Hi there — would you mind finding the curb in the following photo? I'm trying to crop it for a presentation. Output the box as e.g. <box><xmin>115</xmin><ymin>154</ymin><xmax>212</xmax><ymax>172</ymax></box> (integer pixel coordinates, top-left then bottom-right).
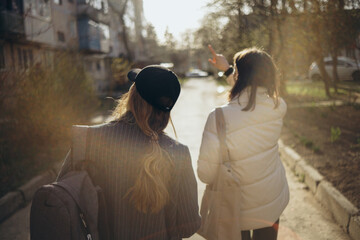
<box><xmin>0</xmin><ymin>162</ymin><xmax>62</xmax><ymax>223</ymax></box>
<box><xmin>279</xmin><ymin>140</ymin><xmax>360</xmax><ymax>240</ymax></box>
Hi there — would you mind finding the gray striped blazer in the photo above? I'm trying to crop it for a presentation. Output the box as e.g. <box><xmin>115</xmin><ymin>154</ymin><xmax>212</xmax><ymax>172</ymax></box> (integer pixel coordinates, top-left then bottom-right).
<box><xmin>58</xmin><ymin>118</ymin><xmax>201</xmax><ymax>240</ymax></box>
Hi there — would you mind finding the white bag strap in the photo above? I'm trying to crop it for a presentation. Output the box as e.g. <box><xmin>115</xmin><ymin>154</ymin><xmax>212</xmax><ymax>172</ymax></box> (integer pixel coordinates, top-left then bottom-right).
<box><xmin>215</xmin><ymin>108</ymin><xmax>230</xmax><ymax>163</ymax></box>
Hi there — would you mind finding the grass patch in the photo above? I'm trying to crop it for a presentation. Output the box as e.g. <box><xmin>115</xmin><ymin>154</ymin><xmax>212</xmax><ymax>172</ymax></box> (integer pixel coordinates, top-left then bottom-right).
<box><xmin>291</xmin><ymin>130</ymin><xmax>321</xmax><ymax>154</ymax></box>
<box><xmin>286</xmin><ymin>81</ymin><xmax>356</xmax><ymax>100</ymax></box>
<box><xmin>320</xmin><ymin>112</ymin><xmax>328</xmax><ymax>118</ymax></box>
<box><xmin>351</xmin><ymin>103</ymin><xmax>360</xmax><ymax>110</ymax></box>
<box><xmin>286</xmin><ymin>82</ymin><xmax>336</xmax><ymax>99</ymax></box>
<box><xmin>330</xmin><ymin>126</ymin><xmax>341</xmax><ymax>143</ymax></box>
<box><xmin>297</xmin><ymin>173</ymin><xmax>305</xmax><ymax>183</ymax></box>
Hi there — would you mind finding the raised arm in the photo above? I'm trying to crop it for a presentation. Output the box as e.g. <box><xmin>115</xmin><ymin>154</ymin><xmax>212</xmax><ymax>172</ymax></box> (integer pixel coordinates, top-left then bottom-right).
<box><xmin>208</xmin><ymin>45</ymin><xmax>235</xmax><ymax>86</ymax></box>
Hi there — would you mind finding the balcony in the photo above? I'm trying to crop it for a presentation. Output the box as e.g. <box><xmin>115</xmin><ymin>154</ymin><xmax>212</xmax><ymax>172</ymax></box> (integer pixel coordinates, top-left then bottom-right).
<box><xmin>78</xmin><ymin>18</ymin><xmax>110</xmax><ymax>53</ymax></box>
<box><xmin>0</xmin><ymin>10</ymin><xmax>25</xmax><ymax>38</ymax></box>
<box><xmin>77</xmin><ymin>0</ymin><xmax>110</xmax><ymax>24</ymax></box>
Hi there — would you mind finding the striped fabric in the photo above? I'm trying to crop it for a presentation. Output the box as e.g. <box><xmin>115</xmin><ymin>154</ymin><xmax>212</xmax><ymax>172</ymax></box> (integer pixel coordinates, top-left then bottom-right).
<box><xmin>59</xmin><ymin>119</ymin><xmax>201</xmax><ymax>240</ymax></box>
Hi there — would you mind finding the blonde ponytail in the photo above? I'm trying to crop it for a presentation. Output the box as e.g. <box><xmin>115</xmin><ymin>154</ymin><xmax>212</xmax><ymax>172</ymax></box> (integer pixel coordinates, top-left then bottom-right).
<box><xmin>127</xmin><ymin>136</ymin><xmax>173</xmax><ymax>213</ymax></box>
<box><xmin>113</xmin><ymin>84</ymin><xmax>174</xmax><ymax>213</ymax></box>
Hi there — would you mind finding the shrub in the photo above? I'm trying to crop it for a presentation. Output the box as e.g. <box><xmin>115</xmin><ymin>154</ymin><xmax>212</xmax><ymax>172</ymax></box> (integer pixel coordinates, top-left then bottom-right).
<box><xmin>330</xmin><ymin>126</ymin><xmax>341</xmax><ymax>143</ymax></box>
<box><xmin>0</xmin><ymin>52</ymin><xmax>99</xmax><ymax>196</ymax></box>
<box><xmin>111</xmin><ymin>57</ymin><xmax>132</xmax><ymax>90</ymax></box>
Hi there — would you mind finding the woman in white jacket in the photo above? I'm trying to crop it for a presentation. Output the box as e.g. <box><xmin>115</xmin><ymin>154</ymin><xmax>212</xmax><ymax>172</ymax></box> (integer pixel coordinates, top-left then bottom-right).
<box><xmin>198</xmin><ymin>45</ymin><xmax>289</xmax><ymax>240</ymax></box>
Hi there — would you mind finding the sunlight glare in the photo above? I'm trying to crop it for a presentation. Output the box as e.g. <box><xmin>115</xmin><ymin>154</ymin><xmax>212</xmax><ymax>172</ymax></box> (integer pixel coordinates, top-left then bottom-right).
<box><xmin>143</xmin><ymin>0</ymin><xmax>209</xmax><ymax>43</ymax></box>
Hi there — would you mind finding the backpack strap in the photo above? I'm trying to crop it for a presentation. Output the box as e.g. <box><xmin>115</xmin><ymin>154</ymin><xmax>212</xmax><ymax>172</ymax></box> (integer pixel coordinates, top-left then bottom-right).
<box><xmin>71</xmin><ymin>125</ymin><xmax>89</xmax><ymax>167</ymax></box>
<box><xmin>57</xmin><ymin>126</ymin><xmax>95</xmax><ymax>240</ymax></box>
<box><xmin>53</xmin><ymin>180</ymin><xmax>93</xmax><ymax>240</ymax></box>
<box><xmin>56</xmin><ymin>126</ymin><xmax>89</xmax><ymax>185</ymax></box>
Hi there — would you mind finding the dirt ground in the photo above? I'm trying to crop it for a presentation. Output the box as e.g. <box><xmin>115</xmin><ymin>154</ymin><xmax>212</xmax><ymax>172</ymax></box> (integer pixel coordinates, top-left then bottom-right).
<box><xmin>281</xmin><ymin>95</ymin><xmax>360</xmax><ymax>209</ymax></box>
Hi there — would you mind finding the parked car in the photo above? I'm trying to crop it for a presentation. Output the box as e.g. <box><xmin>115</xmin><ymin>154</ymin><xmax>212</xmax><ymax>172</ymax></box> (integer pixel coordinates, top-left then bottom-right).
<box><xmin>308</xmin><ymin>56</ymin><xmax>360</xmax><ymax>81</ymax></box>
<box><xmin>185</xmin><ymin>69</ymin><xmax>209</xmax><ymax>78</ymax></box>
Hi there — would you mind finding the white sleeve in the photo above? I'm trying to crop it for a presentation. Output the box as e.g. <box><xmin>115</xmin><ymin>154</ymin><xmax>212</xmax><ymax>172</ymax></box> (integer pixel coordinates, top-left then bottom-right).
<box><xmin>197</xmin><ymin>110</ymin><xmax>221</xmax><ymax>184</ymax></box>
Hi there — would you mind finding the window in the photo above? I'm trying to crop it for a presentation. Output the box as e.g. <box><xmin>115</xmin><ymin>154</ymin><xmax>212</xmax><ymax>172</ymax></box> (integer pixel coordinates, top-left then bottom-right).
<box><xmin>0</xmin><ymin>45</ymin><xmax>5</xmax><ymax>70</ymax></box>
<box><xmin>99</xmin><ymin>23</ymin><xmax>109</xmax><ymax>40</ymax></box>
<box><xmin>28</xmin><ymin>50</ymin><xmax>34</xmax><ymax>66</ymax></box>
<box><xmin>69</xmin><ymin>21</ymin><xmax>76</xmax><ymax>38</ymax></box>
<box><xmin>87</xmin><ymin>62</ymin><xmax>92</xmax><ymax>71</ymax></box>
<box><xmin>346</xmin><ymin>62</ymin><xmax>353</xmax><ymax>68</ymax></box>
<box><xmin>325</xmin><ymin>61</ymin><xmax>333</xmax><ymax>66</ymax></box>
<box><xmin>26</xmin><ymin>0</ymin><xmax>50</xmax><ymax>18</ymax></box>
<box><xmin>96</xmin><ymin>61</ymin><xmax>101</xmax><ymax>71</ymax></box>
<box><xmin>37</xmin><ymin>0</ymin><xmax>50</xmax><ymax>17</ymax></box>
<box><xmin>337</xmin><ymin>60</ymin><xmax>346</xmax><ymax>66</ymax></box>
<box><xmin>23</xmin><ymin>49</ymin><xmax>28</xmax><ymax>69</ymax></box>
<box><xmin>57</xmin><ymin>31</ymin><xmax>65</xmax><ymax>42</ymax></box>
<box><xmin>68</xmin><ymin>0</ymin><xmax>73</xmax><ymax>3</ymax></box>
<box><xmin>43</xmin><ymin>51</ymin><xmax>52</xmax><ymax>68</ymax></box>
<box><xmin>17</xmin><ymin>48</ymin><xmax>22</xmax><ymax>69</ymax></box>
<box><xmin>16</xmin><ymin>48</ymin><xmax>34</xmax><ymax>69</ymax></box>
<box><xmin>54</xmin><ymin>0</ymin><xmax>62</xmax><ymax>5</ymax></box>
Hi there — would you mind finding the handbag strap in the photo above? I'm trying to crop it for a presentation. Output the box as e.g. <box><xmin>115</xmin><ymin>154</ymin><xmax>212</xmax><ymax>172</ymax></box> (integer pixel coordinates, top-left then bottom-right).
<box><xmin>215</xmin><ymin>108</ymin><xmax>230</xmax><ymax>163</ymax></box>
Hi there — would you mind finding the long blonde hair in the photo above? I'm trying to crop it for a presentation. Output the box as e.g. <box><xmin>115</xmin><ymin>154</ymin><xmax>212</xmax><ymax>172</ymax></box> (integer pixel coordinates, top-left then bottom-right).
<box><xmin>112</xmin><ymin>84</ymin><xmax>174</xmax><ymax>214</ymax></box>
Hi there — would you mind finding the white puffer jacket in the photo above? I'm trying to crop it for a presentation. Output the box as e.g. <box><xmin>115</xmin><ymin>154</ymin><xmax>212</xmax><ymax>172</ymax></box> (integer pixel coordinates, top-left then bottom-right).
<box><xmin>197</xmin><ymin>87</ymin><xmax>289</xmax><ymax>230</ymax></box>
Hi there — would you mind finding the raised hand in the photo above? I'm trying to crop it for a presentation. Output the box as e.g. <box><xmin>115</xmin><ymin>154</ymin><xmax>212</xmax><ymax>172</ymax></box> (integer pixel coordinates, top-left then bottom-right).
<box><xmin>208</xmin><ymin>45</ymin><xmax>231</xmax><ymax>72</ymax></box>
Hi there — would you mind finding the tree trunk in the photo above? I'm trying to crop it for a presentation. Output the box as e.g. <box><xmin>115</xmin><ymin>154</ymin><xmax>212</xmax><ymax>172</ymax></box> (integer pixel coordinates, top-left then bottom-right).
<box><xmin>268</xmin><ymin>0</ymin><xmax>277</xmax><ymax>55</ymax></box>
<box><xmin>331</xmin><ymin>51</ymin><xmax>340</xmax><ymax>89</ymax></box>
<box><xmin>316</xmin><ymin>57</ymin><xmax>332</xmax><ymax>97</ymax></box>
<box><xmin>119</xmin><ymin>16</ymin><xmax>133</xmax><ymax>62</ymax></box>
<box><xmin>309</xmin><ymin>0</ymin><xmax>332</xmax><ymax>98</ymax></box>
<box><xmin>109</xmin><ymin>0</ymin><xmax>132</xmax><ymax>61</ymax></box>
<box><xmin>303</xmin><ymin>0</ymin><xmax>308</xmax><ymax>11</ymax></box>
<box><xmin>288</xmin><ymin>0</ymin><xmax>297</xmax><ymax>13</ymax></box>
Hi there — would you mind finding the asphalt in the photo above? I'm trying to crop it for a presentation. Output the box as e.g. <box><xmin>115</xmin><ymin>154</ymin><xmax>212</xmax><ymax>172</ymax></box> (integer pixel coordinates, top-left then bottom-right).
<box><xmin>0</xmin><ymin>77</ymin><xmax>356</xmax><ymax>240</ymax></box>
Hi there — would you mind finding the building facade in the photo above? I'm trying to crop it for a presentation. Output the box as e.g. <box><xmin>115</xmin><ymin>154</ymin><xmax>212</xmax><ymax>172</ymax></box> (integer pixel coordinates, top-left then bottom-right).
<box><xmin>0</xmin><ymin>0</ymin><xmax>146</xmax><ymax>95</ymax></box>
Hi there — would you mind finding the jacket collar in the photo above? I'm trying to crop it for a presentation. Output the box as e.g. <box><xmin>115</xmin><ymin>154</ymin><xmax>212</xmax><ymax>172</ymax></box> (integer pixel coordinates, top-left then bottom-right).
<box><xmin>229</xmin><ymin>86</ymin><xmax>269</xmax><ymax>105</ymax></box>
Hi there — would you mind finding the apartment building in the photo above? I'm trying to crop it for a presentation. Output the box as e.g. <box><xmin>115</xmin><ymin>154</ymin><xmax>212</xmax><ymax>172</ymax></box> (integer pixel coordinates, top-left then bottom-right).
<box><xmin>77</xmin><ymin>0</ymin><xmax>111</xmax><ymax>93</ymax></box>
<box><xmin>0</xmin><ymin>0</ymin><xmax>146</xmax><ymax>95</ymax></box>
<box><xmin>52</xmin><ymin>0</ymin><xmax>78</xmax><ymax>50</ymax></box>
<box><xmin>0</xmin><ymin>0</ymin><xmax>52</xmax><ymax>72</ymax></box>
<box><xmin>0</xmin><ymin>0</ymin><xmax>24</xmax><ymax>71</ymax></box>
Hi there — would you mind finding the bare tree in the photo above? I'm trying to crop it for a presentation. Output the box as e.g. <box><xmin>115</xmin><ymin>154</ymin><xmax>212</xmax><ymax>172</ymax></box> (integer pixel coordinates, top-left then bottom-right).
<box><xmin>304</xmin><ymin>0</ymin><xmax>332</xmax><ymax>97</ymax></box>
<box><xmin>108</xmin><ymin>0</ymin><xmax>133</xmax><ymax>61</ymax></box>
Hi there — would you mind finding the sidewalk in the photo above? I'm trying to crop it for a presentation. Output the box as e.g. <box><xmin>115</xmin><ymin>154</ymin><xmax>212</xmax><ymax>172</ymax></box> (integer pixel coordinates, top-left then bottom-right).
<box><xmin>0</xmin><ymin>77</ymin><xmax>355</xmax><ymax>239</ymax></box>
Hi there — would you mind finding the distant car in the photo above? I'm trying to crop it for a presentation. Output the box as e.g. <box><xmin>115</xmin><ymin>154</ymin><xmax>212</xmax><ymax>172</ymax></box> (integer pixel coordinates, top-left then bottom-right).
<box><xmin>159</xmin><ymin>62</ymin><xmax>174</xmax><ymax>68</ymax></box>
<box><xmin>308</xmin><ymin>56</ymin><xmax>360</xmax><ymax>81</ymax></box>
<box><xmin>185</xmin><ymin>69</ymin><xmax>209</xmax><ymax>78</ymax></box>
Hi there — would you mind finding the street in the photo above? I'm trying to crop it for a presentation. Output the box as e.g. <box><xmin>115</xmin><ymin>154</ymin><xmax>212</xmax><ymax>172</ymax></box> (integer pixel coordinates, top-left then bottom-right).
<box><xmin>0</xmin><ymin>77</ymin><xmax>351</xmax><ymax>240</ymax></box>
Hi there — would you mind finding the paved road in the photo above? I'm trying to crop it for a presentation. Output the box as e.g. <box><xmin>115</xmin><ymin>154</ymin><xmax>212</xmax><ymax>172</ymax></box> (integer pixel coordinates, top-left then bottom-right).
<box><xmin>0</xmin><ymin>77</ymin><xmax>350</xmax><ymax>240</ymax></box>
